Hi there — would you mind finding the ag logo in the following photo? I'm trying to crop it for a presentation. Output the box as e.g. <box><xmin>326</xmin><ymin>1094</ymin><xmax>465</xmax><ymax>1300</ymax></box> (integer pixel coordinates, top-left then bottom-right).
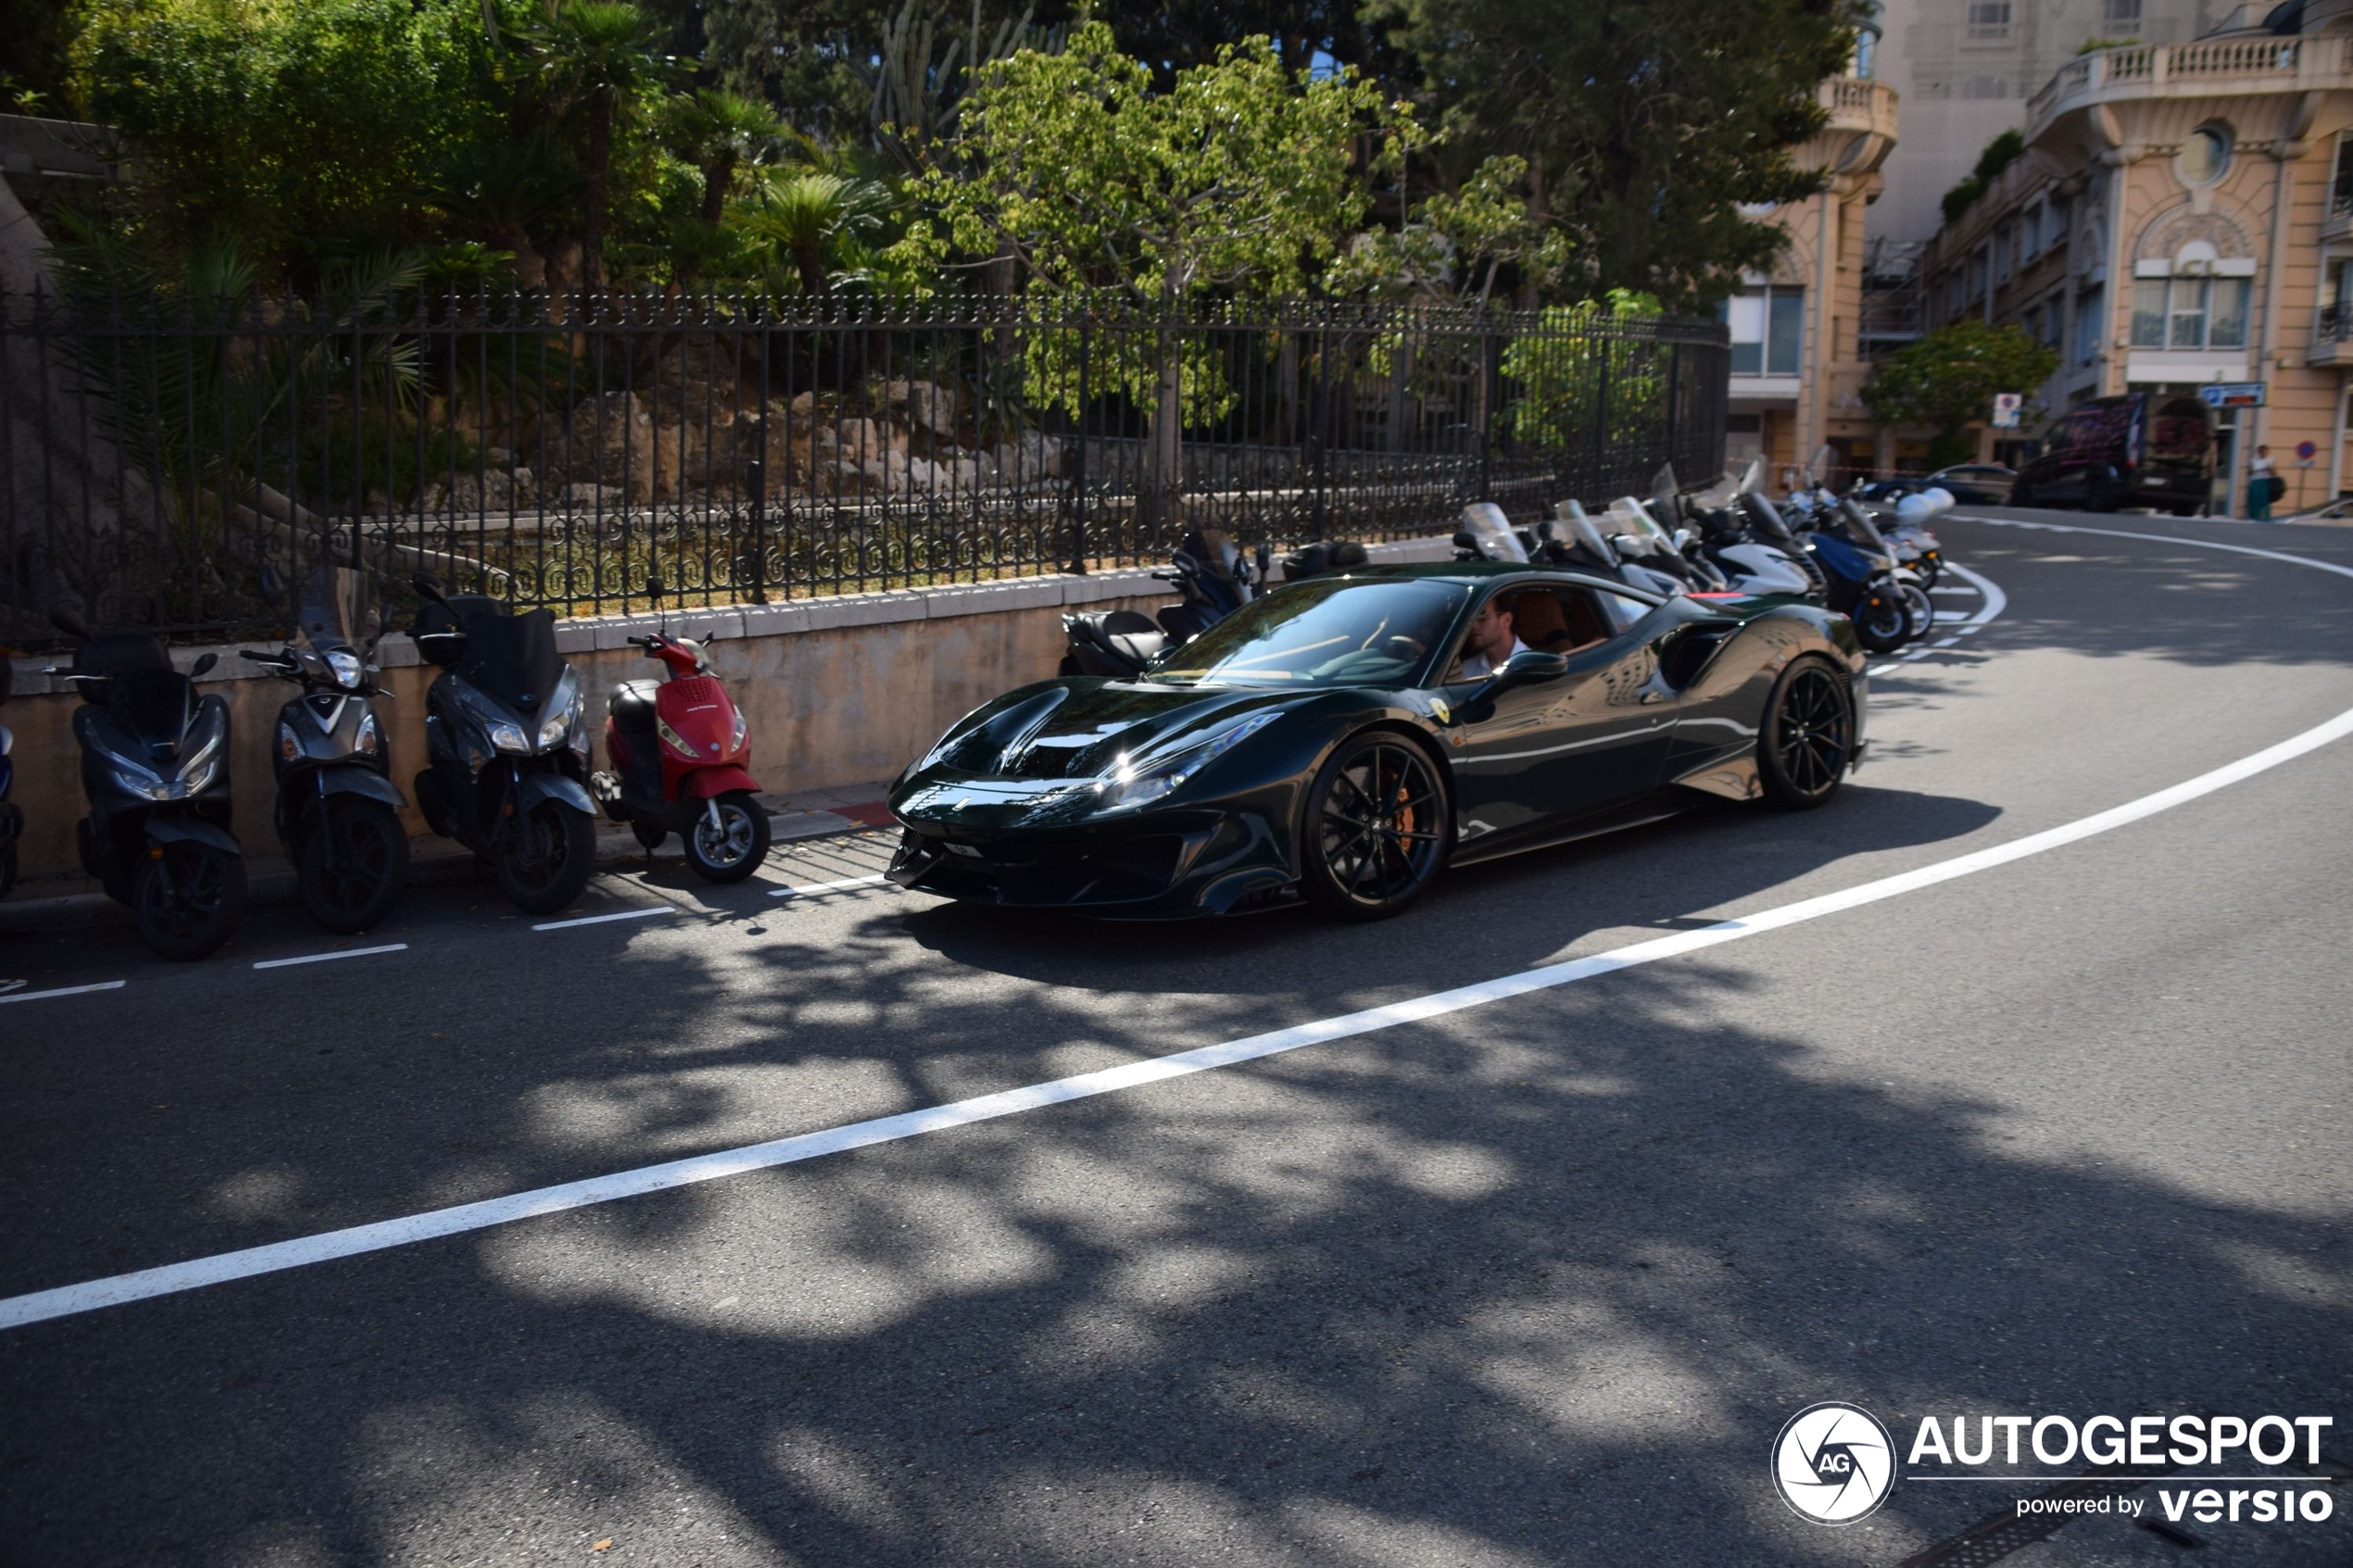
<box><xmin>1771</xmin><ymin>1402</ymin><xmax>1896</xmax><ymax>1524</ymax></box>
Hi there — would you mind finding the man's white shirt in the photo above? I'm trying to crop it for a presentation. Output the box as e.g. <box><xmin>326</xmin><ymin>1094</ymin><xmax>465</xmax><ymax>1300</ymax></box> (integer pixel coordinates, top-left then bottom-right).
<box><xmin>1457</xmin><ymin>635</ymin><xmax>1531</xmax><ymax>680</ymax></box>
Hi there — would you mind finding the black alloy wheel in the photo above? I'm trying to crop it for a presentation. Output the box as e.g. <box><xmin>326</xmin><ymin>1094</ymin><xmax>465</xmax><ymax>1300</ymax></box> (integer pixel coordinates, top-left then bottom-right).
<box><xmin>1301</xmin><ymin>732</ymin><xmax>1451</xmax><ymax>921</ymax></box>
<box><xmin>495</xmin><ymin>799</ymin><xmax>597</xmax><ymax>914</ymax></box>
<box><xmin>683</xmin><ymin>790</ymin><xmax>771</xmax><ymax>884</ymax></box>
<box><xmin>298</xmin><ymin>797</ymin><xmax>409</xmax><ymax>934</ymax></box>
<box><xmin>1757</xmin><ymin>659</ymin><xmax>1855</xmax><ymax>810</ymax></box>
<box><xmin>130</xmin><ymin>839</ymin><xmax>247</xmax><ymax>960</ymax></box>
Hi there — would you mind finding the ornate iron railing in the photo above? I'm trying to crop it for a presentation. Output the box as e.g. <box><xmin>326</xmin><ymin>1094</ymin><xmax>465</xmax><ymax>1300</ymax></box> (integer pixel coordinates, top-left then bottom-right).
<box><xmin>0</xmin><ymin>292</ymin><xmax>1728</xmax><ymax>636</ymax></box>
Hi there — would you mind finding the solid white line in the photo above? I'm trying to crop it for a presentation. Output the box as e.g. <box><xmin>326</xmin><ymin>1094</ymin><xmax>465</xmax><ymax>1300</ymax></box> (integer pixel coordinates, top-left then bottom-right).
<box><xmin>531</xmin><ymin>907</ymin><xmax>676</xmax><ymax>932</ymax></box>
<box><xmin>1929</xmin><ymin>585</ymin><xmax>1979</xmax><ymax>596</ymax></box>
<box><xmin>6</xmin><ymin>695</ymin><xmax>2347</xmax><ymax>1331</ymax></box>
<box><xmin>1944</xmin><ymin>558</ymin><xmax>2008</xmax><ymax>625</ymax></box>
<box><xmin>252</xmin><ymin>944</ymin><xmax>409</xmax><ymax>972</ymax></box>
<box><xmin>769</xmin><ymin>874</ymin><xmax>890</xmax><ymax>898</ymax></box>
<box><xmin>1931</xmin><ymin>637</ymin><xmax>1963</xmax><ymax>648</ymax></box>
<box><xmin>0</xmin><ymin>980</ymin><xmax>127</xmax><ymax>1006</ymax></box>
<box><xmin>1964</xmin><ymin>517</ymin><xmax>2353</xmax><ymax>584</ymax></box>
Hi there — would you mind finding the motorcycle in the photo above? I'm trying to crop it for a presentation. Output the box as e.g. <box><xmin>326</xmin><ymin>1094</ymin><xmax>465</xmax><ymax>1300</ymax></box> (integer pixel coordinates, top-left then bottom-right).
<box><xmin>239</xmin><ymin>565</ymin><xmax>409</xmax><ymax>933</ymax></box>
<box><xmin>407</xmin><ymin>574</ymin><xmax>599</xmax><ymax>915</ymax></box>
<box><xmin>0</xmin><ymin>656</ymin><xmax>19</xmax><ymax>899</ymax></box>
<box><xmin>1060</xmin><ymin>530</ymin><xmax>1291</xmax><ymax>679</ymax></box>
<box><xmin>590</xmin><ymin>576</ymin><xmax>771</xmax><ymax>883</ymax></box>
<box><xmin>47</xmin><ymin>611</ymin><xmax>245</xmax><ymax>959</ymax></box>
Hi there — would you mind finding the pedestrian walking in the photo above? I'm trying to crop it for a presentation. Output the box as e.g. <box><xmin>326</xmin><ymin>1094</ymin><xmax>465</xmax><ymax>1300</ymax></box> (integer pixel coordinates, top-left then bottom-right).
<box><xmin>2248</xmin><ymin>445</ymin><xmax>2278</xmax><ymax>521</ymax></box>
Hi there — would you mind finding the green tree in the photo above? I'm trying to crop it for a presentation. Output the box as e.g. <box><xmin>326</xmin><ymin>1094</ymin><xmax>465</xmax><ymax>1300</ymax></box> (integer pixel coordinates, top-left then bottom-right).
<box><xmin>1862</xmin><ymin>319</ymin><xmax>2058</xmax><ymax>469</ymax></box>
<box><xmin>1379</xmin><ymin>0</ymin><xmax>1866</xmax><ymax>309</ymax></box>
<box><xmin>516</xmin><ymin>0</ymin><xmax>679</xmax><ymax>288</ymax></box>
<box><xmin>900</xmin><ymin>20</ymin><xmax>1413</xmax><ymax>516</ymax></box>
<box><xmin>1328</xmin><ymin>154</ymin><xmax>1572</xmax><ymax>308</ymax></box>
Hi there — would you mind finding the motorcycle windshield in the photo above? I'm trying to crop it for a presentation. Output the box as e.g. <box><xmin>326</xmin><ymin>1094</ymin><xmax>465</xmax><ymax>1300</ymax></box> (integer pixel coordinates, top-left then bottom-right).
<box><xmin>1607</xmin><ymin>497</ymin><xmax>1668</xmax><ymax>546</ymax></box>
<box><xmin>1840</xmin><ymin>499</ymin><xmax>1892</xmax><ymax>553</ymax></box>
<box><xmin>454</xmin><ymin>606</ymin><xmax>563</xmax><ymax>713</ymax></box>
<box><xmin>1458</xmin><ymin>503</ymin><xmax>1528</xmax><ymax>562</ymax></box>
<box><xmin>107</xmin><ymin>670</ymin><xmax>195</xmax><ymax>747</ymax></box>
<box><xmin>1558</xmin><ymin>500</ymin><xmax>1618</xmax><ymax>565</ymax></box>
<box><xmin>299</xmin><ymin>565</ymin><xmax>378</xmax><ymax>654</ymax></box>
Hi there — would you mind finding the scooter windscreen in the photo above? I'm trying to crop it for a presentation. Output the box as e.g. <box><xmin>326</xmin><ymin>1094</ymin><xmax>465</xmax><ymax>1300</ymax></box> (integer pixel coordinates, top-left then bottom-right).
<box><xmin>1556</xmin><ymin>499</ymin><xmax>1618</xmax><ymax>566</ymax></box>
<box><xmin>1839</xmin><ymin>496</ymin><xmax>1893</xmax><ymax>553</ymax></box>
<box><xmin>1741</xmin><ymin>490</ymin><xmax>1799</xmax><ymax>544</ymax></box>
<box><xmin>1457</xmin><ymin>503</ymin><xmax>1529</xmax><ymax>563</ymax></box>
<box><xmin>455</xmin><ymin>606</ymin><xmax>564</xmax><ymax>713</ymax></box>
<box><xmin>1608</xmin><ymin>496</ymin><xmax>1673</xmax><ymax>550</ymax></box>
<box><xmin>298</xmin><ymin>568</ymin><xmax>381</xmax><ymax>694</ymax></box>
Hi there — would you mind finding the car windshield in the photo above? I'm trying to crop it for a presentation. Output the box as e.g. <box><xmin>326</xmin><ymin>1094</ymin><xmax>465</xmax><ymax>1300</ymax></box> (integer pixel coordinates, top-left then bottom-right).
<box><xmin>1149</xmin><ymin>578</ymin><xmax>1471</xmax><ymax>687</ymax></box>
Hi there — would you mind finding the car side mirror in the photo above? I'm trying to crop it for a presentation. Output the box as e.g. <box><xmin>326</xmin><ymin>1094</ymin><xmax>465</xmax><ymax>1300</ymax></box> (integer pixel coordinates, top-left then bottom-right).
<box><xmin>189</xmin><ymin>652</ymin><xmax>219</xmax><ymax>678</ymax></box>
<box><xmin>1453</xmin><ymin>648</ymin><xmax>1569</xmax><ymax>723</ymax></box>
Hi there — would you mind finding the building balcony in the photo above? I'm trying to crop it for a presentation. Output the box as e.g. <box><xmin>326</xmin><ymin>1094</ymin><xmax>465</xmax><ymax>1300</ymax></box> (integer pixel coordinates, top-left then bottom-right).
<box><xmin>2025</xmin><ymin>35</ymin><xmax>2353</xmax><ymax>141</ymax></box>
<box><xmin>2311</xmin><ymin>302</ymin><xmax>2353</xmax><ymax>368</ymax></box>
<box><xmin>1820</xmin><ymin>76</ymin><xmax>1899</xmax><ymax>144</ymax></box>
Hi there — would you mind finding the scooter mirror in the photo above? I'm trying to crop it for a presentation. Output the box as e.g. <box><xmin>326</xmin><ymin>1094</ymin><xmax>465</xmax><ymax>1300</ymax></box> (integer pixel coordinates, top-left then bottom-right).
<box><xmin>189</xmin><ymin>651</ymin><xmax>219</xmax><ymax>678</ymax></box>
<box><xmin>51</xmin><ymin>608</ymin><xmax>92</xmax><ymax>639</ymax></box>
<box><xmin>647</xmin><ymin>574</ymin><xmax>665</xmax><ymax>602</ymax></box>
<box><xmin>410</xmin><ymin>572</ymin><xmax>448</xmax><ymax>607</ymax></box>
<box><xmin>258</xmin><ymin>564</ymin><xmax>284</xmax><ymax>609</ymax></box>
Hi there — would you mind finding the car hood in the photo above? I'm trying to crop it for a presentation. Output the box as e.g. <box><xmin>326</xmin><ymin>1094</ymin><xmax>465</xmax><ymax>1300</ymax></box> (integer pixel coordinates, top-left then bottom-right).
<box><xmin>891</xmin><ymin>679</ymin><xmax>1312</xmax><ymax>829</ymax></box>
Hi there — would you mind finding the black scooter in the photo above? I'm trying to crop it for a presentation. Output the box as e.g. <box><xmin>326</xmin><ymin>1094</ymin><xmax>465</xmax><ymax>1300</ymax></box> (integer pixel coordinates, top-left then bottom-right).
<box><xmin>1061</xmin><ymin>529</ymin><xmax>1274</xmax><ymax>678</ymax></box>
<box><xmin>48</xmin><ymin>612</ymin><xmax>245</xmax><ymax>959</ymax></box>
<box><xmin>241</xmin><ymin>565</ymin><xmax>409</xmax><ymax>932</ymax></box>
<box><xmin>407</xmin><ymin>575</ymin><xmax>598</xmax><ymax>915</ymax></box>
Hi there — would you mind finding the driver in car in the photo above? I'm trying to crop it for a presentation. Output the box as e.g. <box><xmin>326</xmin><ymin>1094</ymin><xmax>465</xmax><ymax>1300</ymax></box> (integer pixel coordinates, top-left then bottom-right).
<box><xmin>1454</xmin><ymin>595</ymin><xmax>1529</xmax><ymax>680</ymax></box>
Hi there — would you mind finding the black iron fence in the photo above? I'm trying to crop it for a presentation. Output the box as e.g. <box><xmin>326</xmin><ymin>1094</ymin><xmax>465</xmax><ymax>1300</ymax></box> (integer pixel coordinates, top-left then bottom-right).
<box><xmin>1</xmin><ymin>292</ymin><xmax>1727</xmax><ymax>636</ymax></box>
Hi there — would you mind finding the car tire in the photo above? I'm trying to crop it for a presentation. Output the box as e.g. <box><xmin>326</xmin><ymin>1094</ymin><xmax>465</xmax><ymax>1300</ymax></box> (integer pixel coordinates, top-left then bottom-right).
<box><xmin>2088</xmin><ymin>472</ymin><xmax>2120</xmax><ymax>513</ymax></box>
<box><xmin>1300</xmin><ymin>731</ymin><xmax>1451</xmax><ymax>921</ymax></box>
<box><xmin>1757</xmin><ymin>658</ymin><xmax>1855</xmax><ymax>811</ymax></box>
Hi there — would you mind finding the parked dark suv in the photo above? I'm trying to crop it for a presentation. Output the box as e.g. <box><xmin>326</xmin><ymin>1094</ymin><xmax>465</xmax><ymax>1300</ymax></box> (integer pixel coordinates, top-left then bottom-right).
<box><xmin>2010</xmin><ymin>393</ymin><xmax>2213</xmax><ymax>516</ymax></box>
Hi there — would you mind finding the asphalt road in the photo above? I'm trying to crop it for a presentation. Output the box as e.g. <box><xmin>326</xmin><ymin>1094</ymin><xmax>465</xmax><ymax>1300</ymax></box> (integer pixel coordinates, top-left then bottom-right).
<box><xmin>2</xmin><ymin>510</ymin><xmax>2348</xmax><ymax>1568</ymax></box>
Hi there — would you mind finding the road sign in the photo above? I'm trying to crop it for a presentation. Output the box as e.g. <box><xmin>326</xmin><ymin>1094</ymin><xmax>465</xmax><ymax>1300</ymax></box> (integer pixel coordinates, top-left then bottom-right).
<box><xmin>1990</xmin><ymin>393</ymin><xmax>2023</xmax><ymax>428</ymax></box>
<box><xmin>2199</xmin><ymin>382</ymin><xmax>2266</xmax><ymax>408</ymax></box>
<box><xmin>2296</xmin><ymin>439</ymin><xmax>2318</xmax><ymax>462</ymax></box>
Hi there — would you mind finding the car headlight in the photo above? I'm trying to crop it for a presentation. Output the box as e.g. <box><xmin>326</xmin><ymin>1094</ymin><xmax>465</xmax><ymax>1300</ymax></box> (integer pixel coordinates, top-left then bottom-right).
<box><xmin>1094</xmin><ymin>711</ymin><xmax>1279</xmax><ymax>813</ymax></box>
<box><xmin>325</xmin><ymin>650</ymin><xmax>363</xmax><ymax>690</ymax></box>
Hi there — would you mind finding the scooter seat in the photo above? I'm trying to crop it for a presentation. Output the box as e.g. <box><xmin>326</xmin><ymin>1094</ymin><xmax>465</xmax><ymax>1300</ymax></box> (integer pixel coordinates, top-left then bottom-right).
<box><xmin>610</xmin><ymin>679</ymin><xmax>661</xmax><ymax>734</ymax></box>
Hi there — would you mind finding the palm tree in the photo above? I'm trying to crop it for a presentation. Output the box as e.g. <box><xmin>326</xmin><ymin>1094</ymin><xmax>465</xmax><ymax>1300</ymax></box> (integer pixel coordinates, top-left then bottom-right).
<box><xmin>518</xmin><ymin>0</ymin><xmax>673</xmax><ymax>290</ymax></box>
<box><xmin>742</xmin><ymin>169</ymin><xmax>888</xmax><ymax>296</ymax></box>
<box><xmin>669</xmin><ymin>89</ymin><xmax>788</xmax><ymax>229</ymax></box>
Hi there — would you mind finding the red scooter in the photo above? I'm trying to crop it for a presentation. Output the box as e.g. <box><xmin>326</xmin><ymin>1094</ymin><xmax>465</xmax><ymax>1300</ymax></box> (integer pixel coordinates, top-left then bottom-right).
<box><xmin>590</xmin><ymin>581</ymin><xmax>771</xmax><ymax>882</ymax></box>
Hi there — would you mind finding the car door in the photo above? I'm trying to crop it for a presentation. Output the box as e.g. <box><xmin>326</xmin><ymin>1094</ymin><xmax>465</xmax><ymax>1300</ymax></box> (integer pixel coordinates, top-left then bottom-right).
<box><xmin>1439</xmin><ymin>582</ymin><xmax>1679</xmax><ymax>853</ymax></box>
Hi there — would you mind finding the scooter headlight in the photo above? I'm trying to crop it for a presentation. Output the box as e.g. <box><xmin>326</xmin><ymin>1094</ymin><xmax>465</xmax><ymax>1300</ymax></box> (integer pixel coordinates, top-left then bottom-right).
<box><xmin>657</xmin><ymin>715</ymin><xmax>696</xmax><ymax>759</ymax></box>
<box><xmin>729</xmin><ymin>709</ymin><xmax>748</xmax><ymax>755</ymax></box>
<box><xmin>278</xmin><ymin>721</ymin><xmax>303</xmax><ymax>764</ymax></box>
<box><xmin>535</xmin><ymin>671</ymin><xmax>582</xmax><ymax>750</ymax></box>
<box><xmin>176</xmin><ymin>704</ymin><xmax>229</xmax><ymax>795</ymax></box>
<box><xmin>488</xmin><ymin>719</ymin><xmax>533</xmax><ymax>754</ymax></box>
<box><xmin>354</xmin><ymin>711</ymin><xmax>382</xmax><ymax>756</ymax></box>
<box><xmin>325</xmin><ymin>650</ymin><xmax>364</xmax><ymax>690</ymax></box>
<box><xmin>111</xmin><ymin>762</ymin><xmax>181</xmax><ymax>802</ymax></box>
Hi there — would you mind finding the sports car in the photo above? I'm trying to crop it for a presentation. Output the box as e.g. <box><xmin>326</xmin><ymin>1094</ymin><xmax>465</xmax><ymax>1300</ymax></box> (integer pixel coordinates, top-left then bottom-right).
<box><xmin>886</xmin><ymin>564</ymin><xmax>1869</xmax><ymax>920</ymax></box>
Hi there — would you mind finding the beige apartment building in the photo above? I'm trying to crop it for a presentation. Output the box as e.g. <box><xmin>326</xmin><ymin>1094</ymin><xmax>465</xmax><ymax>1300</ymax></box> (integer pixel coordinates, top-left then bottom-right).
<box><xmin>1919</xmin><ymin>6</ymin><xmax>2353</xmax><ymax>510</ymax></box>
<box><xmin>1722</xmin><ymin>60</ymin><xmax>1901</xmax><ymax>479</ymax></box>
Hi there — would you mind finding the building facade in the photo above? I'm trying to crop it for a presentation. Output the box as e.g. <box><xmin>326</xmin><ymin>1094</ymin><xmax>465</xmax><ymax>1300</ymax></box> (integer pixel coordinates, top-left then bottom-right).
<box><xmin>1723</xmin><ymin>67</ymin><xmax>1902</xmax><ymax>479</ymax></box>
<box><xmin>1919</xmin><ymin>7</ymin><xmax>2353</xmax><ymax>510</ymax></box>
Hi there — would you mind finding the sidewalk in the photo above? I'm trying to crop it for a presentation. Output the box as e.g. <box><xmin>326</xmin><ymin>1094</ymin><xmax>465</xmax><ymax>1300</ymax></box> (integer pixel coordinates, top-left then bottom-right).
<box><xmin>0</xmin><ymin>781</ymin><xmax>900</xmax><ymax>935</ymax></box>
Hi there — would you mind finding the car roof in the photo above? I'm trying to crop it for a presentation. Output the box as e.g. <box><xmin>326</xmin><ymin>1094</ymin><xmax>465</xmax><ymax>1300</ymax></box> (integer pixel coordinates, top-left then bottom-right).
<box><xmin>1315</xmin><ymin>561</ymin><xmax>1659</xmax><ymax>598</ymax></box>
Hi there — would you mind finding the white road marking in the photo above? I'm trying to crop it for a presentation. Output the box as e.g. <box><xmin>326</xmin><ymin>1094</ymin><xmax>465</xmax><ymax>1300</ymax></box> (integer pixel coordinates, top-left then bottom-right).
<box><xmin>1944</xmin><ymin>559</ymin><xmax>2008</xmax><ymax>624</ymax></box>
<box><xmin>1929</xmin><ymin>585</ymin><xmax>1979</xmax><ymax>596</ymax></box>
<box><xmin>770</xmin><ymin>874</ymin><xmax>890</xmax><ymax>899</ymax></box>
<box><xmin>0</xmin><ymin>980</ymin><xmax>127</xmax><ymax>1006</ymax></box>
<box><xmin>1931</xmin><ymin>637</ymin><xmax>1963</xmax><ymax>648</ymax></box>
<box><xmin>6</xmin><ymin>704</ymin><xmax>2347</xmax><ymax>1328</ymax></box>
<box><xmin>252</xmin><ymin>945</ymin><xmax>409</xmax><ymax>972</ymax></box>
<box><xmin>532</xmin><ymin>907</ymin><xmax>676</xmax><ymax>932</ymax></box>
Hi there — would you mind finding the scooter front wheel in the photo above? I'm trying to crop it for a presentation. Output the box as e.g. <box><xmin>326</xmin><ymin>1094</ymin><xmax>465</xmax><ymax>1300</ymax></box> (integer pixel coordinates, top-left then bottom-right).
<box><xmin>131</xmin><ymin>840</ymin><xmax>246</xmax><ymax>960</ymax></box>
<box><xmin>683</xmin><ymin>791</ymin><xmax>771</xmax><ymax>884</ymax></box>
<box><xmin>298</xmin><ymin>797</ymin><xmax>409</xmax><ymax>933</ymax></box>
<box><xmin>496</xmin><ymin>802</ymin><xmax>597</xmax><ymax>915</ymax></box>
<box><xmin>1853</xmin><ymin>591</ymin><xmax>1909</xmax><ymax>654</ymax></box>
<box><xmin>1897</xmin><ymin>582</ymin><xmax>1935</xmax><ymax>641</ymax></box>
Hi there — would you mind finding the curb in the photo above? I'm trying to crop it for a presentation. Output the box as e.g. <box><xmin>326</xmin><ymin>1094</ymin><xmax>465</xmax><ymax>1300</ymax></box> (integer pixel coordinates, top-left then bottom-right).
<box><xmin>0</xmin><ymin>797</ymin><xmax>896</xmax><ymax>937</ymax></box>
